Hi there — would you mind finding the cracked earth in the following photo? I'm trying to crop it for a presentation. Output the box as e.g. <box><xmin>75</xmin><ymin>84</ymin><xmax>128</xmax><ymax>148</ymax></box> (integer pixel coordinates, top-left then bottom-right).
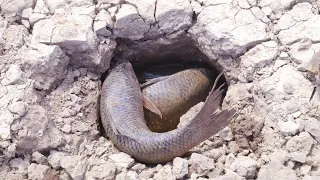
<box><xmin>1</xmin><ymin>0</ymin><xmax>320</xmax><ymax>179</ymax></box>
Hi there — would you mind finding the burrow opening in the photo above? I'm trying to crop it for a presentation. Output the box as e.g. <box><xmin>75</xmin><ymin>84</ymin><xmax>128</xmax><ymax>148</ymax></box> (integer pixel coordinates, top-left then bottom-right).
<box><xmin>99</xmin><ymin>33</ymin><xmax>230</xmax><ymax>133</ymax></box>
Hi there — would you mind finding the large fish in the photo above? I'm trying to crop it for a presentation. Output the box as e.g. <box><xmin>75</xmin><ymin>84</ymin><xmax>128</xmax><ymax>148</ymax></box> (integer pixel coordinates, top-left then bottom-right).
<box><xmin>141</xmin><ymin>68</ymin><xmax>216</xmax><ymax>132</ymax></box>
<box><xmin>100</xmin><ymin>61</ymin><xmax>236</xmax><ymax>164</ymax></box>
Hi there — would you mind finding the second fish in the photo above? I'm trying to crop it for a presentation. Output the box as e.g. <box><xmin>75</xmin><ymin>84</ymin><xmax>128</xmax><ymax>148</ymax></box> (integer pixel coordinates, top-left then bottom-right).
<box><xmin>141</xmin><ymin>68</ymin><xmax>216</xmax><ymax>132</ymax></box>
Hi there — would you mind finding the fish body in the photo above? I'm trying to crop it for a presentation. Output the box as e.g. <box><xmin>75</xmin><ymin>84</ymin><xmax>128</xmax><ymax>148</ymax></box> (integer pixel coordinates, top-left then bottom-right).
<box><xmin>142</xmin><ymin>68</ymin><xmax>215</xmax><ymax>132</ymax></box>
<box><xmin>100</xmin><ymin>61</ymin><xmax>235</xmax><ymax>164</ymax></box>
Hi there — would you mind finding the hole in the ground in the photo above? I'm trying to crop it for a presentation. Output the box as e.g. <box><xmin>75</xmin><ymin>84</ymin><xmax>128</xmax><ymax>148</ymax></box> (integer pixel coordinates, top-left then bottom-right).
<box><xmin>99</xmin><ymin>33</ymin><xmax>230</xmax><ymax>133</ymax></box>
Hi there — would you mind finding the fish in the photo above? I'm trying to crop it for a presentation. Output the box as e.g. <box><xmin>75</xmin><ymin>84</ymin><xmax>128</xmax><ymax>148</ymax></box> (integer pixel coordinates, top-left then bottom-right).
<box><xmin>100</xmin><ymin>61</ymin><xmax>236</xmax><ymax>164</ymax></box>
<box><xmin>303</xmin><ymin>51</ymin><xmax>320</xmax><ymax>101</ymax></box>
<box><xmin>141</xmin><ymin>68</ymin><xmax>216</xmax><ymax>132</ymax></box>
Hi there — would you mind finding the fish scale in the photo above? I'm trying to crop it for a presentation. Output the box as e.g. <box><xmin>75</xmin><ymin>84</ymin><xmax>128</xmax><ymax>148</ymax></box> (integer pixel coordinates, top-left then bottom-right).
<box><xmin>100</xmin><ymin>61</ymin><xmax>236</xmax><ymax>164</ymax></box>
<box><xmin>142</xmin><ymin>68</ymin><xmax>216</xmax><ymax>132</ymax></box>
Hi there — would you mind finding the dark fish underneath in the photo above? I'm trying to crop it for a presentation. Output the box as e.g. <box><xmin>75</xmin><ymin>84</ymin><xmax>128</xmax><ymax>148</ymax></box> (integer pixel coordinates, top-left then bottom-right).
<box><xmin>100</xmin><ymin>61</ymin><xmax>236</xmax><ymax>164</ymax></box>
<box><xmin>135</xmin><ymin>63</ymin><xmax>190</xmax><ymax>82</ymax></box>
<box><xmin>142</xmin><ymin>68</ymin><xmax>215</xmax><ymax>132</ymax></box>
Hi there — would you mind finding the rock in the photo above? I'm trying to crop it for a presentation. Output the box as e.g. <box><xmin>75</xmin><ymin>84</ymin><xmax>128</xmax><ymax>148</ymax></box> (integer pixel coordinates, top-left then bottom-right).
<box><xmin>259</xmin><ymin>0</ymin><xmax>296</xmax><ymax>12</ymax></box>
<box><xmin>71</xmin><ymin>38</ymin><xmax>116</xmax><ymax>73</ymax></box>
<box><xmin>138</xmin><ymin>168</ymin><xmax>156</xmax><ymax>180</ymax></box>
<box><xmin>61</xmin><ymin>124</ymin><xmax>71</xmax><ymax>133</ymax></box>
<box><xmin>9</xmin><ymin>158</ymin><xmax>30</xmax><ymax>173</ymax></box>
<box><xmin>70</xmin><ymin>5</ymin><xmax>95</xmax><ymax>17</ymax></box>
<box><xmin>225</xmin><ymin>153</ymin><xmax>236</xmax><ymax>168</ymax></box>
<box><xmin>299</xmin><ymin>164</ymin><xmax>312</xmax><ymax>176</ymax></box>
<box><xmin>0</xmin><ymin>83</ymin><xmax>8</xmax><ymax>99</ymax></box>
<box><xmin>250</xmin><ymin>7</ymin><xmax>270</xmax><ymax>23</ymax></box>
<box><xmin>44</xmin><ymin>0</ymin><xmax>67</xmax><ymax>13</ymax></box>
<box><xmin>154</xmin><ymin>165</ymin><xmax>174</xmax><ymax>180</ymax></box>
<box><xmin>289</xmin><ymin>39</ymin><xmax>317</xmax><ymax>65</ymax></box>
<box><xmin>33</xmin><ymin>0</ymin><xmax>49</xmax><ymax>14</ymax></box>
<box><xmin>224</xmin><ymin>83</ymin><xmax>251</xmax><ymax>104</ymax></box>
<box><xmin>206</xmin><ymin>148</ymin><xmax>225</xmax><ymax>161</ymax></box>
<box><xmin>228</xmin><ymin>141</ymin><xmax>240</xmax><ymax>154</ymax></box>
<box><xmin>127</xmin><ymin>171</ymin><xmax>139</xmax><ymax>180</ymax></box>
<box><xmin>31</xmin><ymin>14</ymin><xmax>96</xmax><ymax>50</ymax></box>
<box><xmin>117</xmin><ymin>0</ymin><xmax>157</xmax><ymax>38</ymax></box>
<box><xmin>4</xmin><ymin>64</ymin><xmax>24</xmax><ymax>85</ymax></box>
<box><xmin>0</xmin><ymin>165</ymin><xmax>25</xmax><ymax>179</ymax></box>
<box><xmin>191</xmin><ymin>0</ymin><xmax>202</xmax><ymax>14</ymax></box>
<box><xmin>303</xmin><ymin>175</ymin><xmax>320</xmax><ymax>180</ymax></box>
<box><xmin>216</xmin><ymin>170</ymin><xmax>245</xmax><ymax>180</ymax></box>
<box><xmin>261</xmin><ymin>7</ymin><xmax>272</xmax><ymax>16</ymax></box>
<box><xmin>257</xmin><ymin>161</ymin><xmax>298</xmax><ymax>180</ymax></box>
<box><xmin>0</xmin><ymin>0</ymin><xmax>34</xmax><ymax>21</ymax></box>
<box><xmin>260</xmin><ymin>154</ymin><xmax>270</xmax><ymax>163</ymax></box>
<box><xmin>279</xmin><ymin>52</ymin><xmax>290</xmax><ymax>59</ymax></box>
<box><xmin>282</xmin><ymin>81</ymin><xmax>295</xmax><ymax>95</ymax></box>
<box><xmin>29</xmin><ymin>13</ymin><xmax>46</xmax><ymax>26</ymax></box>
<box><xmin>278</xmin><ymin>120</ymin><xmax>299</xmax><ymax>136</ymax></box>
<box><xmin>277</xmin><ymin>3</ymin><xmax>320</xmax><ymax>45</ymax></box>
<box><xmin>32</xmin><ymin>151</ymin><xmax>46</xmax><ymax>164</ymax></box>
<box><xmin>25</xmin><ymin>43</ymin><xmax>69</xmax><ymax>90</ymax></box>
<box><xmin>125</xmin><ymin>0</ymin><xmax>157</xmax><ymax>27</ymax></box>
<box><xmin>241</xmin><ymin>41</ymin><xmax>279</xmax><ymax>68</ymax></box>
<box><xmin>59</xmin><ymin>171</ymin><xmax>72</xmax><ymax>180</ymax></box>
<box><xmin>48</xmin><ymin>150</ymin><xmax>66</xmax><ymax>169</ymax></box>
<box><xmin>0</xmin><ymin>110</ymin><xmax>14</xmax><ymax>140</ymax></box>
<box><xmin>156</xmin><ymin>0</ymin><xmax>193</xmax><ymax>33</ymax></box>
<box><xmin>86</xmin><ymin>161</ymin><xmax>116</xmax><ymax>180</ymax></box>
<box><xmin>237</xmin><ymin>0</ymin><xmax>251</xmax><ymax>8</ymax></box>
<box><xmin>230</xmin><ymin>156</ymin><xmax>258</xmax><ymax>178</ymax></box>
<box><xmin>219</xmin><ymin>126</ymin><xmax>234</xmax><ymax>141</ymax></box>
<box><xmin>114</xmin><ymin>4</ymin><xmax>149</xmax><ymax>40</ymax></box>
<box><xmin>8</xmin><ymin>101</ymin><xmax>27</xmax><ymax>118</ymax></box>
<box><xmin>131</xmin><ymin>163</ymin><xmax>146</xmax><ymax>173</ymax></box>
<box><xmin>94</xmin><ymin>10</ymin><xmax>113</xmax><ymax>37</ymax></box>
<box><xmin>109</xmin><ymin>152</ymin><xmax>135</xmax><ymax>169</ymax></box>
<box><xmin>31</xmin><ymin>14</ymin><xmax>114</xmax><ymax>73</ymax></box>
<box><xmin>189</xmin><ymin>153</ymin><xmax>215</xmax><ymax>175</ymax></box>
<box><xmin>268</xmin><ymin>150</ymin><xmax>289</xmax><ymax>164</ymax></box>
<box><xmin>15</xmin><ymin>105</ymin><xmax>65</xmax><ymax>153</ymax></box>
<box><xmin>286</xmin><ymin>132</ymin><xmax>313</xmax><ymax>163</ymax></box>
<box><xmin>115</xmin><ymin>171</ymin><xmax>138</xmax><ymax>180</ymax></box>
<box><xmin>60</xmin><ymin>155</ymin><xmax>88</xmax><ymax>180</ymax></box>
<box><xmin>2</xmin><ymin>25</ymin><xmax>28</xmax><ymax>50</ymax></box>
<box><xmin>68</xmin><ymin>0</ymin><xmax>93</xmax><ymax>7</ymax></box>
<box><xmin>173</xmin><ymin>157</ymin><xmax>188</xmax><ymax>179</ymax></box>
<box><xmin>293</xmin><ymin>112</ymin><xmax>302</xmax><ymax>119</ymax></box>
<box><xmin>27</xmin><ymin>163</ymin><xmax>50</xmax><ymax>180</ymax></box>
<box><xmin>257</xmin><ymin>65</ymin><xmax>312</xmax><ymax>120</ymax></box>
<box><xmin>286</xmin><ymin>160</ymin><xmax>295</xmax><ymax>169</ymax></box>
<box><xmin>190</xmin><ymin>3</ymin><xmax>269</xmax><ymax>58</ymax></box>
<box><xmin>115</xmin><ymin>172</ymin><xmax>126</xmax><ymax>180</ymax></box>
<box><xmin>305</xmin><ymin>118</ymin><xmax>320</xmax><ymax>143</ymax></box>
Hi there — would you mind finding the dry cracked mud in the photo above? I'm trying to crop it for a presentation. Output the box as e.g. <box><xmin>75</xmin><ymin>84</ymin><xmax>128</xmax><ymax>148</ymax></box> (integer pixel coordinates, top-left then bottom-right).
<box><xmin>1</xmin><ymin>0</ymin><xmax>320</xmax><ymax>179</ymax></box>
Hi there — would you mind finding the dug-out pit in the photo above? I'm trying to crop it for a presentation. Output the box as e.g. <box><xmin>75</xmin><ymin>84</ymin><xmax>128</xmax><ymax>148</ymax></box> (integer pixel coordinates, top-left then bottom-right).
<box><xmin>100</xmin><ymin>33</ymin><xmax>230</xmax><ymax>133</ymax></box>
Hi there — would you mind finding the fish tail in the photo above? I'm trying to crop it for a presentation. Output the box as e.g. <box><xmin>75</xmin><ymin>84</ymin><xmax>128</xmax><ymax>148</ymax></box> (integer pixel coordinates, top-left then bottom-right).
<box><xmin>184</xmin><ymin>74</ymin><xmax>236</xmax><ymax>143</ymax></box>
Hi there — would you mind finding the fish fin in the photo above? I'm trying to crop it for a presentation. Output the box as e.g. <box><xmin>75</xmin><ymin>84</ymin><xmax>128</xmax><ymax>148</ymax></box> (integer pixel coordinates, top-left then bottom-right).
<box><xmin>141</xmin><ymin>76</ymin><xmax>169</xmax><ymax>88</ymax></box>
<box><xmin>143</xmin><ymin>95</ymin><xmax>163</xmax><ymax>119</ymax></box>
<box><xmin>186</xmin><ymin>71</ymin><xmax>236</xmax><ymax>139</ymax></box>
<box><xmin>310</xmin><ymin>87</ymin><xmax>317</xmax><ymax>101</ymax></box>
